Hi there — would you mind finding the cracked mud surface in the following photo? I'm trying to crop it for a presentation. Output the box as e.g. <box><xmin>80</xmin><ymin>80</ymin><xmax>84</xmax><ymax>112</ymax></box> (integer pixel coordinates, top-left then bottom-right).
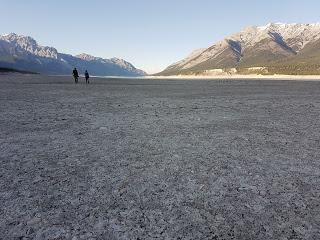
<box><xmin>0</xmin><ymin>75</ymin><xmax>320</xmax><ymax>239</ymax></box>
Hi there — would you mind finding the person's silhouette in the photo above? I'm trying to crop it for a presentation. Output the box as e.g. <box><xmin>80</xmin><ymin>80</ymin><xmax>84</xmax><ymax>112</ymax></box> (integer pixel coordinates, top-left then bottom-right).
<box><xmin>73</xmin><ymin>68</ymin><xmax>79</xmax><ymax>84</ymax></box>
<box><xmin>85</xmin><ymin>70</ymin><xmax>90</xmax><ymax>84</ymax></box>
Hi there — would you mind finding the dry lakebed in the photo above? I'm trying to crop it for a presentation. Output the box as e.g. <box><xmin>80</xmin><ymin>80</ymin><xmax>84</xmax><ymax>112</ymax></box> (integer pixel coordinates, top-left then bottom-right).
<box><xmin>0</xmin><ymin>74</ymin><xmax>320</xmax><ymax>239</ymax></box>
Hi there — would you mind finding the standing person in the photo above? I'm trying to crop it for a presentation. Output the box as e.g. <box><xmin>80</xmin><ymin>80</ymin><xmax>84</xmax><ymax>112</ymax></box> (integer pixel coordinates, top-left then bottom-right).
<box><xmin>73</xmin><ymin>68</ymin><xmax>79</xmax><ymax>84</ymax></box>
<box><xmin>85</xmin><ymin>70</ymin><xmax>90</xmax><ymax>84</ymax></box>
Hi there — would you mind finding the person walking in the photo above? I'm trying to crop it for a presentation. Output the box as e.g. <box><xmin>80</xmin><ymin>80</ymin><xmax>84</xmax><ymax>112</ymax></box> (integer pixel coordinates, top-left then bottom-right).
<box><xmin>85</xmin><ymin>70</ymin><xmax>90</xmax><ymax>84</ymax></box>
<box><xmin>73</xmin><ymin>68</ymin><xmax>79</xmax><ymax>84</ymax></box>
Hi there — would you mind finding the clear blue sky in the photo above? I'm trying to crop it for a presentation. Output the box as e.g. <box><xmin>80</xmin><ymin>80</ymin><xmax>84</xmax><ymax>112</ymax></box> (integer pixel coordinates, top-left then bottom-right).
<box><xmin>1</xmin><ymin>0</ymin><xmax>320</xmax><ymax>73</ymax></box>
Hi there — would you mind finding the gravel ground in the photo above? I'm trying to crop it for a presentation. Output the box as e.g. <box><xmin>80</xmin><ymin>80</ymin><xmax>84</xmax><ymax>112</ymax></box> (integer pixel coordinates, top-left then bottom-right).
<box><xmin>0</xmin><ymin>74</ymin><xmax>320</xmax><ymax>239</ymax></box>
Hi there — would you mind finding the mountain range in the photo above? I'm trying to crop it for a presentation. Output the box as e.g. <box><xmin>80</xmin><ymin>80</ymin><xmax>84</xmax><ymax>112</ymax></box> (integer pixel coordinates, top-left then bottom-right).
<box><xmin>159</xmin><ymin>23</ymin><xmax>320</xmax><ymax>75</ymax></box>
<box><xmin>0</xmin><ymin>33</ymin><xmax>146</xmax><ymax>76</ymax></box>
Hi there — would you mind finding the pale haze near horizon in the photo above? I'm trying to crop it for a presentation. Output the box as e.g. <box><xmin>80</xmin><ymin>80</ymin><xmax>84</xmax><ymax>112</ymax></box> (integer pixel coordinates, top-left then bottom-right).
<box><xmin>1</xmin><ymin>0</ymin><xmax>320</xmax><ymax>74</ymax></box>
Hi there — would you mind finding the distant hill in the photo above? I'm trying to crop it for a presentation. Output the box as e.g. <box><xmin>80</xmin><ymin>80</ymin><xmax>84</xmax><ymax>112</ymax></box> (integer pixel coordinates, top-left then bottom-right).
<box><xmin>0</xmin><ymin>67</ymin><xmax>37</xmax><ymax>74</ymax></box>
<box><xmin>159</xmin><ymin>23</ymin><xmax>320</xmax><ymax>75</ymax></box>
<box><xmin>0</xmin><ymin>33</ymin><xmax>146</xmax><ymax>76</ymax></box>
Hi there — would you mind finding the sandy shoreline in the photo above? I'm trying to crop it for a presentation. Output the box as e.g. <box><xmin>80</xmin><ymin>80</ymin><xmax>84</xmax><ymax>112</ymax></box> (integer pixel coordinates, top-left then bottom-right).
<box><xmin>2</xmin><ymin>72</ymin><xmax>320</xmax><ymax>82</ymax></box>
<box><xmin>145</xmin><ymin>74</ymin><xmax>320</xmax><ymax>80</ymax></box>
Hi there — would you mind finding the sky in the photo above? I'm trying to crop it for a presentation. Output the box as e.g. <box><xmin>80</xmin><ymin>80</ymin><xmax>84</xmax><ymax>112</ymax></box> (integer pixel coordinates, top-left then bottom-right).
<box><xmin>1</xmin><ymin>0</ymin><xmax>320</xmax><ymax>73</ymax></box>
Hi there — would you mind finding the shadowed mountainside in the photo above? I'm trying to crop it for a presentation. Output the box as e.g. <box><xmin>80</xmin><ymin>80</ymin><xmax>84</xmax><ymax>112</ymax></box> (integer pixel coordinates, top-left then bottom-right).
<box><xmin>0</xmin><ymin>33</ymin><xmax>146</xmax><ymax>76</ymax></box>
<box><xmin>159</xmin><ymin>23</ymin><xmax>320</xmax><ymax>75</ymax></box>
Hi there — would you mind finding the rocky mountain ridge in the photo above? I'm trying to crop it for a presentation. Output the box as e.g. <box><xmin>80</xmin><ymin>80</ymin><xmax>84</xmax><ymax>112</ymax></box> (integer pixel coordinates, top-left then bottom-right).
<box><xmin>0</xmin><ymin>33</ymin><xmax>146</xmax><ymax>76</ymax></box>
<box><xmin>160</xmin><ymin>23</ymin><xmax>320</xmax><ymax>75</ymax></box>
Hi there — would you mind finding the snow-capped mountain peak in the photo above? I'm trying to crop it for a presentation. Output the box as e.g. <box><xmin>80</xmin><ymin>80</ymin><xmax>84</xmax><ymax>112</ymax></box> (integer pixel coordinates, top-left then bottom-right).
<box><xmin>0</xmin><ymin>33</ymin><xmax>58</xmax><ymax>59</ymax></box>
<box><xmin>0</xmin><ymin>33</ymin><xmax>146</xmax><ymax>76</ymax></box>
<box><xmin>74</xmin><ymin>54</ymin><xmax>144</xmax><ymax>73</ymax></box>
<box><xmin>110</xmin><ymin>58</ymin><xmax>133</xmax><ymax>68</ymax></box>
<box><xmin>75</xmin><ymin>53</ymin><xmax>101</xmax><ymax>61</ymax></box>
<box><xmin>160</xmin><ymin>23</ymin><xmax>320</xmax><ymax>75</ymax></box>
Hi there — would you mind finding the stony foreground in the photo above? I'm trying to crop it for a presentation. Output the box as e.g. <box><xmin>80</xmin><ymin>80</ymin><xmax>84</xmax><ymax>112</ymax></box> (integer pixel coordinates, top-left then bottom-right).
<box><xmin>0</xmin><ymin>75</ymin><xmax>320</xmax><ymax>239</ymax></box>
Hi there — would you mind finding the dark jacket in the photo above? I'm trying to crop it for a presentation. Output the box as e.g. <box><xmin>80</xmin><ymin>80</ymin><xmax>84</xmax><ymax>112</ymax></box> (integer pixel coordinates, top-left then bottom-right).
<box><xmin>85</xmin><ymin>71</ymin><xmax>89</xmax><ymax>78</ymax></box>
<box><xmin>73</xmin><ymin>69</ymin><xmax>79</xmax><ymax>77</ymax></box>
